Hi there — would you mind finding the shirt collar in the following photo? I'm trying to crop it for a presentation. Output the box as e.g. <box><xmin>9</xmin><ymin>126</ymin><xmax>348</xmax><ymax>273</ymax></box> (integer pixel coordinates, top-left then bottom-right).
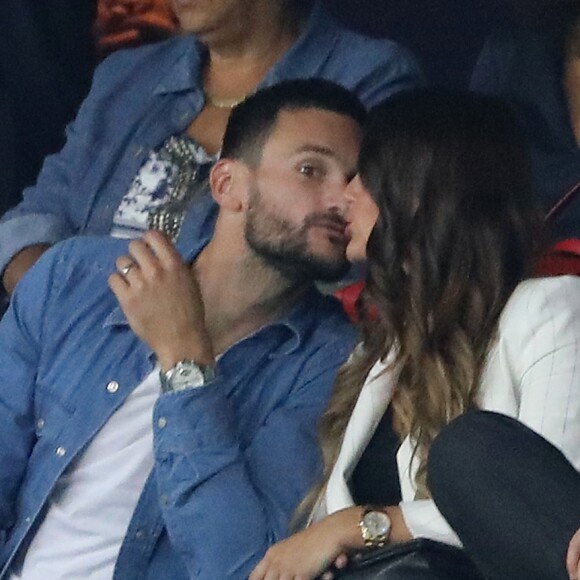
<box><xmin>104</xmin><ymin>284</ymin><xmax>321</xmax><ymax>361</ymax></box>
<box><xmin>258</xmin><ymin>285</ymin><xmax>322</xmax><ymax>358</ymax></box>
<box><xmin>153</xmin><ymin>0</ymin><xmax>341</xmax><ymax>96</ymax></box>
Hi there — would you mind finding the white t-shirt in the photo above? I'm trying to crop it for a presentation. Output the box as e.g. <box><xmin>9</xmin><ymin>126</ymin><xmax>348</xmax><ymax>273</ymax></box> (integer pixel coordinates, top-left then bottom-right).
<box><xmin>10</xmin><ymin>369</ymin><xmax>161</xmax><ymax>579</ymax></box>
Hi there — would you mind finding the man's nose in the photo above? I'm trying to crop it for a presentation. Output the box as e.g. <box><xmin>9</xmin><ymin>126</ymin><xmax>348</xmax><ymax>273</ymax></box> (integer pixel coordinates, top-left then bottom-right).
<box><xmin>324</xmin><ymin>180</ymin><xmax>350</xmax><ymax>214</ymax></box>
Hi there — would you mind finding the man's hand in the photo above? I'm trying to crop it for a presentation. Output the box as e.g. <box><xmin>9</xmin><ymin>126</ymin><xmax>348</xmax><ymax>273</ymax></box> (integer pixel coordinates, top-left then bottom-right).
<box><xmin>567</xmin><ymin>527</ymin><xmax>580</xmax><ymax>580</ymax></box>
<box><xmin>2</xmin><ymin>244</ymin><xmax>51</xmax><ymax>294</ymax></box>
<box><xmin>108</xmin><ymin>230</ymin><xmax>213</xmax><ymax>370</ymax></box>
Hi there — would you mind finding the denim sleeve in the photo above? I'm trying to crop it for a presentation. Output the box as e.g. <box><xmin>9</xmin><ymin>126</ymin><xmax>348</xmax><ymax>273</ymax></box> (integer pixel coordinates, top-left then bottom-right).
<box><xmin>0</xmin><ymin>248</ymin><xmax>60</xmax><ymax>536</ymax></box>
<box><xmin>151</xmin><ymin>343</ymin><xmax>349</xmax><ymax>580</ymax></box>
<box><xmin>0</xmin><ymin>53</ymin><xmax>124</xmax><ymax>274</ymax></box>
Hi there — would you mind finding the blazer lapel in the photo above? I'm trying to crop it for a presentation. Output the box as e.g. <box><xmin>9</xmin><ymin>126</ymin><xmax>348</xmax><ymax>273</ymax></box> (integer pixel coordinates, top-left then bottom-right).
<box><xmin>314</xmin><ymin>355</ymin><xmax>398</xmax><ymax>519</ymax></box>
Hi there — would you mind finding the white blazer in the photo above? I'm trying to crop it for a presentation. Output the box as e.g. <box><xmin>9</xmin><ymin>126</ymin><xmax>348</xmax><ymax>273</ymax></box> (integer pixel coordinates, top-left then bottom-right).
<box><xmin>315</xmin><ymin>276</ymin><xmax>580</xmax><ymax>546</ymax></box>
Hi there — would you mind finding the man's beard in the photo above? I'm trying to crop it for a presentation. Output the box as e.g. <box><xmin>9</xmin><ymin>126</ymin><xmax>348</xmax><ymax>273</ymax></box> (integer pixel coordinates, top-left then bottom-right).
<box><xmin>244</xmin><ymin>185</ymin><xmax>349</xmax><ymax>283</ymax></box>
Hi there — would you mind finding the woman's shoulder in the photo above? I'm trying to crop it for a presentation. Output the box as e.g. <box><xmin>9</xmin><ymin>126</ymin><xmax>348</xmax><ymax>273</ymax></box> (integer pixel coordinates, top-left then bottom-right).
<box><xmin>498</xmin><ymin>276</ymin><xmax>580</xmax><ymax>340</ymax></box>
<box><xmin>505</xmin><ymin>275</ymin><xmax>580</xmax><ymax>311</ymax></box>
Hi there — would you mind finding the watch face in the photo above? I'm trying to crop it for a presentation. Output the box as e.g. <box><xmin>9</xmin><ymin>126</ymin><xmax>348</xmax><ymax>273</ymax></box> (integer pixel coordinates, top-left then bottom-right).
<box><xmin>364</xmin><ymin>511</ymin><xmax>391</xmax><ymax>537</ymax></box>
<box><xmin>171</xmin><ymin>363</ymin><xmax>205</xmax><ymax>390</ymax></box>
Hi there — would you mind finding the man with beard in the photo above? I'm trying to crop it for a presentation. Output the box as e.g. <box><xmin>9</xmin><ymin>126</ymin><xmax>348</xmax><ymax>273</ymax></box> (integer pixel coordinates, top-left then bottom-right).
<box><xmin>0</xmin><ymin>79</ymin><xmax>361</xmax><ymax>580</ymax></box>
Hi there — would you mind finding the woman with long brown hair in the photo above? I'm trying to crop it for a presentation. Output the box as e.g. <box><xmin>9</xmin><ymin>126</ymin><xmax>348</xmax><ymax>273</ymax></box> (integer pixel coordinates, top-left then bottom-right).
<box><xmin>251</xmin><ymin>89</ymin><xmax>580</xmax><ymax>579</ymax></box>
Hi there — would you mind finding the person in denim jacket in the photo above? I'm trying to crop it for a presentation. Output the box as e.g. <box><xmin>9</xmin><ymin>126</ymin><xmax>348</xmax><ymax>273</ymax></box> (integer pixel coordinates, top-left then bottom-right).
<box><xmin>0</xmin><ymin>0</ymin><xmax>424</xmax><ymax>294</ymax></box>
<box><xmin>0</xmin><ymin>80</ymin><xmax>361</xmax><ymax>579</ymax></box>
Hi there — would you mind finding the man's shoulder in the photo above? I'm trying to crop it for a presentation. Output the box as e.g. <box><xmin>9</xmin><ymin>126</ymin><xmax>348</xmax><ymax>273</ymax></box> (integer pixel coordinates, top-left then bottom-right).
<box><xmin>51</xmin><ymin>235</ymin><xmax>130</xmax><ymax>264</ymax></box>
<box><xmin>32</xmin><ymin>236</ymin><xmax>129</xmax><ymax>289</ymax></box>
<box><xmin>333</xmin><ymin>23</ymin><xmax>419</xmax><ymax>68</ymax></box>
<box><xmin>311</xmin><ymin>6</ymin><xmax>425</xmax><ymax>105</ymax></box>
<box><xmin>310</xmin><ymin>1</ymin><xmax>417</xmax><ymax>65</ymax></box>
<box><xmin>9</xmin><ymin>237</ymin><xmax>127</xmax><ymax>328</ymax></box>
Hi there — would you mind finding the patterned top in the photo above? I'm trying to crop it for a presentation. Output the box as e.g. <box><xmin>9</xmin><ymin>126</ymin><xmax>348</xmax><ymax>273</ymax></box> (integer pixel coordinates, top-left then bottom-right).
<box><xmin>111</xmin><ymin>134</ymin><xmax>216</xmax><ymax>240</ymax></box>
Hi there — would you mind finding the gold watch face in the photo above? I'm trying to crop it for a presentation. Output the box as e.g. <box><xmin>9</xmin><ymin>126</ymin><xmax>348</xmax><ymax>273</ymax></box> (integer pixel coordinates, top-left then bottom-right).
<box><xmin>363</xmin><ymin>510</ymin><xmax>391</xmax><ymax>539</ymax></box>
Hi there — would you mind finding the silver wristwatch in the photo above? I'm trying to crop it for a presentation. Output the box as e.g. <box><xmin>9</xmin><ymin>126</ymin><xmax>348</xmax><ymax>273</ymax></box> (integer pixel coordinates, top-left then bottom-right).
<box><xmin>160</xmin><ymin>360</ymin><xmax>216</xmax><ymax>393</ymax></box>
<box><xmin>359</xmin><ymin>506</ymin><xmax>392</xmax><ymax>547</ymax></box>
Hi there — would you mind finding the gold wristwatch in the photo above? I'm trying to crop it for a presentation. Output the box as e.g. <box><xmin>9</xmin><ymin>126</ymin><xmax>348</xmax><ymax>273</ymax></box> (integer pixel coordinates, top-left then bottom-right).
<box><xmin>359</xmin><ymin>506</ymin><xmax>392</xmax><ymax>547</ymax></box>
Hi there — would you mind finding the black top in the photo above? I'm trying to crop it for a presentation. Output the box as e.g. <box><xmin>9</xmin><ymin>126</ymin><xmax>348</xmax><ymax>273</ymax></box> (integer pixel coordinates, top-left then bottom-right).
<box><xmin>350</xmin><ymin>405</ymin><xmax>402</xmax><ymax>506</ymax></box>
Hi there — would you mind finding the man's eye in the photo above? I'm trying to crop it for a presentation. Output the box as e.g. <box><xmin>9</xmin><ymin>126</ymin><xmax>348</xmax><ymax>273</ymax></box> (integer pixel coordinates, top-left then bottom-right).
<box><xmin>298</xmin><ymin>164</ymin><xmax>320</xmax><ymax>178</ymax></box>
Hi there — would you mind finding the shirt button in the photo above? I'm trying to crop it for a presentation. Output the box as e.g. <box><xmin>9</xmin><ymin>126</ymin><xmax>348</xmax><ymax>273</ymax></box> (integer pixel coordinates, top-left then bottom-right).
<box><xmin>160</xmin><ymin>494</ymin><xmax>169</xmax><ymax>505</ymax></box>
<box><xmin>36</xmin><ymin>418</ymin><xmax>45</xmax><ymax>429</ymax></box>
<box><xmin>135</xmin><ymin>530</ymin><xmax>145</xmax><ymax>540</ymax></box>
<box><xmin>55</xmin><ymin>446</ymin><xmax>66</xmax><ymax>457</ymax></box>
<box><xmin>25</xmin><ymin>517</ymin><xmax>31</xmax><ymax>523</ymax></box>
<box><xmin>106</xmin><ymin>381</ymin><xmax>119</xmax><ymax>394</ymax></box>
<box><xmin>157</xmin><ymin>417</ymin><xmax>167</xmax><ymax>429</ymax></box>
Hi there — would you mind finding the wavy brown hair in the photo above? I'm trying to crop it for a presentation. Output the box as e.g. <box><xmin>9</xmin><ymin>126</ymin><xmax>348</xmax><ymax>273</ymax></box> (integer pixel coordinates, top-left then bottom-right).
<box><xmin>299</xmin><ymin>89</ymin><xmax>544</xmax><ymax>517</ymax></box>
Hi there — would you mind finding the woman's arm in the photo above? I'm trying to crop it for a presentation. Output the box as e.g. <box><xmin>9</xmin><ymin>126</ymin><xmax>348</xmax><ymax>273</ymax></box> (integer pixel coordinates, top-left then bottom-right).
<box><xmin>567</xmin><ymin>528</ymin><xmax>580</xmax><ymax>580</ymax></box>
<box><xmin>250</xmin><ymin>505</ymin><xmax>411</xmax><ymax>580</ymax></box>
<box><xmin>506</xmin><ymin>277</ymin><xmax>580</xmax><ymax>469</ymax></box>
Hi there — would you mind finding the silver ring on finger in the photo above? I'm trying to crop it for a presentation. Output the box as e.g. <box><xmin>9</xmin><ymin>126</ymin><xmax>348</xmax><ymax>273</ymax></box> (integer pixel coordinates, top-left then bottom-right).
<box><xmin>119</xmin><ymin>261</ymin><xmax>136</xmax><ymax>277</ymax></box>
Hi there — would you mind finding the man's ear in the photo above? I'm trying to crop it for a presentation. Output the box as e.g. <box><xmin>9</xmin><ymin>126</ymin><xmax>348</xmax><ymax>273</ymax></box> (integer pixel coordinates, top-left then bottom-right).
<box><xmin>209</xmin><ymin>158</ymin><xmax>247</xmax><ymax>212</ymax></box>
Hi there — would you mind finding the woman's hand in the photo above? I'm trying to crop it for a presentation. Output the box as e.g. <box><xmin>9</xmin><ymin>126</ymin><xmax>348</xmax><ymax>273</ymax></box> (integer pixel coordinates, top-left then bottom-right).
<box><xmin>108</xmin><ymin>230</ymin><xmax>214</xmax><ymax>370</ymax></box>
<box><xmin>250</xmin><ymin>507</ymin><xmax>363</xmax><ymax>580</ymax></box>
<box><xmin>567</xmin><ymin>527</ymin><xmax>580</xmax><ymax>580</ymax></box>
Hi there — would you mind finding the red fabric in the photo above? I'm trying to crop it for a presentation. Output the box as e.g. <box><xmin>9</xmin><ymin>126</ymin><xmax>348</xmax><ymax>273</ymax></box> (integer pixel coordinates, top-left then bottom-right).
<box><xmin>334</xmin><ymin>281</ymin><xmax>365</xmax><ymax>323</ymax></box>
<box><xmin>95</xmin><ymin>0</ymin><xmax>178</xmax><ymax>57</ymax></box>
<box><xmin>535</xmin><ymin>239</ymin><xmax>580</xmax><ymax>276</ymax></box>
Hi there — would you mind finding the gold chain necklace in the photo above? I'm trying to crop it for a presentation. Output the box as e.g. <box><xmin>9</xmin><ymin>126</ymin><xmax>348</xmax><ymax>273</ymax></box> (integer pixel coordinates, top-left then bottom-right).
<box><xmin>204</xmin><ymin>91</ymin><xmax>249</xmax><ymax>109</ymax></box>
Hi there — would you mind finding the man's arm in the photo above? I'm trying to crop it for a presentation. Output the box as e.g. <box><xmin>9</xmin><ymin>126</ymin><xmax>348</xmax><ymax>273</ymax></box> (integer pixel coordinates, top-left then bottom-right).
<box><xmin>0</xmin><ymin>248</ymin><xmax>56</xmax><ymax>533</ymax></box>
<box><xmin>152</xmin><ymin>346</ymin><xmax>344</xmax><ymax>579</ymax></box>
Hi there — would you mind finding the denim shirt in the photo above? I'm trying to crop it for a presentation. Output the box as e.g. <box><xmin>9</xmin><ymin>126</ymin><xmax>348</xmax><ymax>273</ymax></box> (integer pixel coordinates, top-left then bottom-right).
<box><xmin>0</xmin><ymin>0</ymin><xmax>424</xmax><ymax>273</ymax></box>
<box><xmin>0</xmin><ymin>200</ymin><xmax>356</xmax><ymax>579</ymax></box>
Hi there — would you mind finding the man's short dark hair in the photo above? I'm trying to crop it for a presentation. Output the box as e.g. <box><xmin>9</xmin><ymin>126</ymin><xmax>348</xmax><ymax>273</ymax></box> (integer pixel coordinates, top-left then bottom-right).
<box><xmin>220</xmin><ymin>78</ymin><xmax>366</xmax><ymax>166</ymax></box>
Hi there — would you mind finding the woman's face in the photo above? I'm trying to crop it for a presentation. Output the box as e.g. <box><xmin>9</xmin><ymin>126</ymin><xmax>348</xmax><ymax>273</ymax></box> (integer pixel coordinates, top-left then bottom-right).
<box><xmin>344</xmin><ymin>174</ymin><xmax>379</xmax><ymax>263</ymax></box>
